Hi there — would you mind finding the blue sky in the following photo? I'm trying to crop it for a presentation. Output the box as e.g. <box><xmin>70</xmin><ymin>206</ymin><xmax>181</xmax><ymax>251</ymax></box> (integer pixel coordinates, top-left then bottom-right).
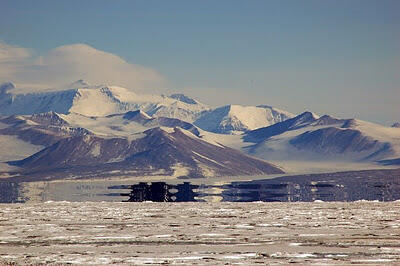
<box><xmin>1</xmin><ymin>0</ymin><xmax>399</xmax><ymax>124</ymax></box>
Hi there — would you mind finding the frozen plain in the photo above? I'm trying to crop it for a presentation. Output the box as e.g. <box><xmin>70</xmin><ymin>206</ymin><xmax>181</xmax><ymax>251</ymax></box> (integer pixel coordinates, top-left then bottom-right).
<box><xmin>0</xmin><ymin>201</ymin><xmax>399</xmax><ymax>265</ymax></box>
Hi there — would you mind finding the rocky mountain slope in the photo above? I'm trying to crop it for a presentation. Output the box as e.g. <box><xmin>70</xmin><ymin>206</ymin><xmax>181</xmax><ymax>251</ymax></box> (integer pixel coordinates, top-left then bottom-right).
<box><xmin>0</xmin><ymin>81</ymin><xmax>293</xmax><ymax>134</ymax></box>
<box><xmin>0</xmin><ymin>111</ymin><xmax>283</xmax><ymax>180</ymax></box>
<box><xmin>1</xmin><ymin>80</ymin><xmax>398</xmax><ymax>180</ymax></box>
<box><xmin>242</xmin><ymin>112</ymin><xmax>400</xmax><ymax>164</ymax></box>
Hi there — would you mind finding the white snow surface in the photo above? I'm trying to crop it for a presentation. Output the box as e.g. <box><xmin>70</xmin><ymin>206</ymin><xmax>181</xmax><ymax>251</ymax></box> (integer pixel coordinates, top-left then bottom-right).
<box><xmin>0</xmin><ymin>122</ymin><xmax>44</xmax><ymax>171</ymax></box>
<box><xmin>194</xmin><ymin>104</ymin><xmax>294</xmax><ymax>134</ymax></box>
<box><xmin>350</xmin><ymin>119</ymin><xmax>400</xmax><ymax>159</ymax></box>
<box><xmin>0</xmin><ymin>82</ymin><xmax>209</xmax><ymax>122</ymax></box>
<box><xmin>198</xmin><ymin>129</ymin><xmax>246</xmax><ymax>149</ymax></box>
<box><xmin>351</xmin><ymin>119</ymin><xmax>400</xmax><ymax>147</ymax></box>
<box><xmin>171</xmin><ymin>163</ymin><xmax>190</xmax><ymax>177</ymax></box>
<box><xmin>1</xmin><ymin>201</ymin><xmax>399</xmax><ymax>264</ymax></box>
<box><xmin>59</xmin><ymin>112</ymin><xmax>149</xmax><ymax>138</ymax></box>
<box><xmin>0</xmin><ymin>134</ymin><xmax>44</xmax><ymax>162</ymax></box>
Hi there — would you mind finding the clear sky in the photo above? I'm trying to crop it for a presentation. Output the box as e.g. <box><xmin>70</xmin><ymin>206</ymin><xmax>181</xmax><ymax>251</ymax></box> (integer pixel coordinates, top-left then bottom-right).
<box><xmin>1</xmin><ymin>0</ymin><xmax>399</xmax><ymax>125</ymax></box>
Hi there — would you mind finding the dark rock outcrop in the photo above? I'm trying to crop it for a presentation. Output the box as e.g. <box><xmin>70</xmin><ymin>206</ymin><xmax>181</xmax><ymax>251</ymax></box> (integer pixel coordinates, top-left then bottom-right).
<box><xmin>169</xmin><ymin>94</ymin><xmax>197</xmax><ymax>104</ymax></box>
<box><xmin>13</xmin><ymin>127</ymin><xmax>283</xmax><ymax>179</ymax></box>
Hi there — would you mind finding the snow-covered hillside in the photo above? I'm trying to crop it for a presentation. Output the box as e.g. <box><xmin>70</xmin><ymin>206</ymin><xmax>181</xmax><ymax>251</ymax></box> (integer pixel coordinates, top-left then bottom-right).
<box><xmin>0</xmin><ymin>81</ymin><xmax>209</xmax><ymax>122</ymax></box>
<box><xmin>0</xmin><ymin>129</ymin><xmax>44</xmax><ymax>162</ymax></box>
<box><xmin>0</xmin><ymin>111</ymin><xmax>283</xmax><ymax>180</ymax></box>
<box><xmin>58</xmin><ymin>110</ymin><xmax>200</xmax><ymax>139</ymax></box>
<box><xmin>242</xmin><ymin>112</ymin><xmax>400</xmax><ymax>165</ymax></box>
<box><xmin>0</xmin><ymin>81</ymin><xmax>295</xmax><ymax>132</ymax></box>
<box><xmin>1</xmin><ymin>80</ymin><xmax>398</xmax><ymax>178</ymax></box>
<box><xmin>194</xmin><ymin>105</ymin><xmax>294</xmax><ymax>134</ymax></box>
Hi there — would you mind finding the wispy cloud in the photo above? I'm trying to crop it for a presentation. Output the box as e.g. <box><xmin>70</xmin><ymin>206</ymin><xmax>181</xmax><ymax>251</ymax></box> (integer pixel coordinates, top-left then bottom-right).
<box><xmin>0</xmin><ymin>41</ymin><xmax>167</xmax><ymax>90</ymax></box>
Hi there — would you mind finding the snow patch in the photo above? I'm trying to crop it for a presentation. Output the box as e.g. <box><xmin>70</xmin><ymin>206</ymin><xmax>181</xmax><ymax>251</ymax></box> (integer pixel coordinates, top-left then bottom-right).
<box><xmin>197</xmin><ymin>164</ymin><xmax>216</xmax><ymax>178</ymax></box>
<box><xmin>171</xmin><ymin>163</ymin><xmax>190</xmax><ymax>177</ymax></box>
<box><xmin>159</xmin><ymin>126</ymin><xmax>175</xmax><ymax>133</ymax></box>
<box><xmin>91</xmin><ymin>143</ymin><xmax>101</xmax><ymax>157</ymax></box>
<box><xmin>192</xmin><ymin>151</ymin><xmax>224</xmax><ymax>167</ymax></box>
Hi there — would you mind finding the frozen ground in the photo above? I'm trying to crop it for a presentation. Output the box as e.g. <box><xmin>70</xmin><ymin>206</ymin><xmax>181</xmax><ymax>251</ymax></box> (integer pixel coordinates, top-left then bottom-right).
<box><xmin>0</xmin><ymin>201</ymin><xmax>399</xmax><ymax>265</ymax></box>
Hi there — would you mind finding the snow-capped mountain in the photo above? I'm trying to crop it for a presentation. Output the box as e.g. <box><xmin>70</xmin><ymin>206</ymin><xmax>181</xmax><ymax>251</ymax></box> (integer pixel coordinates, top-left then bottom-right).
<box><xmin>242</xmin><ymin>112</ymin><xmax>400</xmax><ymax>164</ymax></box>
<box><xmin>14</xmin><ymin>127</ymin><xmax>283</xmax><ymax>180</ymax></box>
<box><xmin>1</xmin><ymin>80</ymin><xmax>398</xmax><ymax>180</ymax></box>
<box><xmin>58</xmin><ymin>110</ymin><xmax>201</xmax><ymax>138</ymax></box>
<box><xmin>243</xmin><ymin>111</ymin><xmax>321</xmax><ymax>142</ymax></box>
<box><xmin>0</xmin><ymin>111</ymin><xmax>283</xmax><ymax>180</ymax></box>
<box><xmin>0</xmin><ymin>81</ymin><xmax>295</xmax><ymax>134</ymax></box>
<box><xmin>0</xmin><ymin>81</ymin><xmax>209</xmax><ymax>122</ymax></box>
<box><xmin>194</xmin><ymin>104</ymin><xmax>294</xmax><ymax>134</ymax></box>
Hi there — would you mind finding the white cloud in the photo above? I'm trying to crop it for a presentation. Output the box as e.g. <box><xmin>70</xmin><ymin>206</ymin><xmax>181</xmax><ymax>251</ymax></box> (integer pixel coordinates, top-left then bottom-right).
<box><xmin>0</xmin><ymin>42</ymin><xmax>32</xmax><ymax>62</ymax></box>
<box><xmin>0</xmin><ymin>41</ymin><xmax>166</xmax><ymax>91</ymax></box>
<box><xmin>0</xmin><ymin>42</ymin><xmax>33</xmax><ymax>83</ymax></box>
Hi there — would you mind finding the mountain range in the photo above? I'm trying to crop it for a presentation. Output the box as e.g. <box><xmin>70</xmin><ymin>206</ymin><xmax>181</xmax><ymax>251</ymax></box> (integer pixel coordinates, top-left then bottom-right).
<box><xmin>0</xmin><ymin>80</ymin><xmax>399</xmax><ymax>181</ymax></box>
<box><xmin>243</xmin><ymin>112</ymin><xmax>400</xmax><ymax>163</ymax></box>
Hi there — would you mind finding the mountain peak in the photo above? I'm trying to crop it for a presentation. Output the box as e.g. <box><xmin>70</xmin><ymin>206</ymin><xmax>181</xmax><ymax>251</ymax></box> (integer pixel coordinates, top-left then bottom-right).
<box><xmin>298</xmin><ymin>111</ymin><xmax>320</xmax><ymax>120</ymax></box>
<box><xmin>169</xmin><ymin>93</ymin><xmax>198</xmax><ymax>104</ymax></box>
<box><xmin>290</xmin><ymin>111</ymin><xmax>319</xmax><ymax>128</ymax></box>
<box><xmin>0</xmin><ymin>82</ymin><xmax>16</xmax><ymax>94</ymax></box>
<box><xmin>122</xmin><ymin>110</ymin><xmax>152</xmax><ymax>121</ymax></box>
<box><xmin>243</xmin><ymin>110</ymin><xmax>320</xmax><ymax>143</ymax></box>
<box><xmin>30</xmin><ymin>111</ymin><xmax>69</xmax><ymax>126</ymax></box>
<box><xmin>313</xmin><ymin>114</ymin><xmax>343</xmax><ymax>126</ymax></box>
